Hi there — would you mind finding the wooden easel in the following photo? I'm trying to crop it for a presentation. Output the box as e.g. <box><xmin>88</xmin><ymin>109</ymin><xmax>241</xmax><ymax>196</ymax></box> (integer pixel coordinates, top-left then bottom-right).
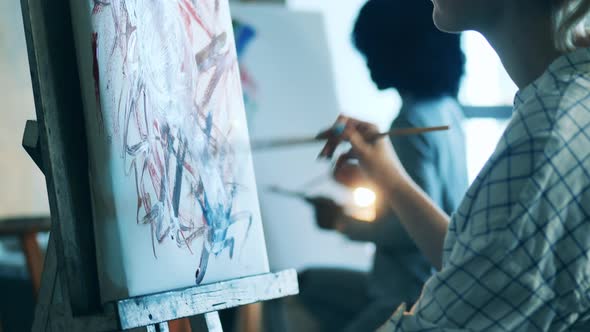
<box><xmin>19</xmin><ymin>0</ymin><xmax>299</xmax><ymax>331</ymax></box>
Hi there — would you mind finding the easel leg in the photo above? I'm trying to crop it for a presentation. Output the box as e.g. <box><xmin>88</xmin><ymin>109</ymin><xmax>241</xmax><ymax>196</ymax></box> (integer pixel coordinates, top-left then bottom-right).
<box><xmin>32</xmin><ymin>233</ymin><xmax>58</xmax><ymax>332</ymax></box>
<box><xmin>204</xmin><ymin>312</ymin><xmax>223</xmax><ymax>332</ymax></box>
<box><xmin>31</xmin><ymin>233</ymin><xmax>73</xmax><ymax>332</ymax></box>
<box><xmin>20</xmin><ymin>231</ymin><xmax>44</xmax><ymax>298</ymax></box>
<box><xmin>147</xmin><ymin>322</ymin><xmax>170</xmax><ymax>332</ymax></box>
<box><xmin>238</xmin><ymin>303</ymin><xmax>262</xmax><ymax>332</ymax></box>
<box><xmin>169</xmin><ymin>318</ymin><xmax>192</xmax><ymax>332</ymax></box>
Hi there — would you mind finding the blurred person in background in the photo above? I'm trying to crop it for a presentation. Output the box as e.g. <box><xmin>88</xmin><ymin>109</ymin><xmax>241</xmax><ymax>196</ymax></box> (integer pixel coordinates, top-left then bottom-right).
<box><xmin>296</xmin><ymin>0</ymin><xmax>469</xmax><ymax>331</ymax></box>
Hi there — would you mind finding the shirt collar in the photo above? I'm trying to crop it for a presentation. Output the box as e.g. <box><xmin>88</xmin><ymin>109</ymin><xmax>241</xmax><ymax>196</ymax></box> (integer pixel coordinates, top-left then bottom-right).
<box><xmin>514</xmin><ymin>47</ymin><xmax>590</xmax><ymax>109</ymax></box>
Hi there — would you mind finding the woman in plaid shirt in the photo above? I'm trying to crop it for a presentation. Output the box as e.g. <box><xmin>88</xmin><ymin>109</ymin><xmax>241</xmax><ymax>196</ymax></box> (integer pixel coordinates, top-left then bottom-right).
<box><xmin>319</xmin><ymin>1</ymin><xmax>590</xmax><ymax>330</ymax></box>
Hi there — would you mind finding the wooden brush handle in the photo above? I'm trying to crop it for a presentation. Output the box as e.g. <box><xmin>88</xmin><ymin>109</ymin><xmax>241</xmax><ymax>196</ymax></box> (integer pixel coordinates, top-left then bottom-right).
<box><xmin>251</xmin><ymin>126</ymin><xmax>450</xmax><ymax>150</ymax></box>
<box><xmin>372</xmin><ymin>125</ymin><xmax>450</xmax><ymax>141</ymax></box>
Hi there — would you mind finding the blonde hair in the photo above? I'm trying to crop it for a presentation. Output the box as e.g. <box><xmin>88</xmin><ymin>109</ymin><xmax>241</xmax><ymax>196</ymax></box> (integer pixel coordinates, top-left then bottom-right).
<box><xmin>553</xmin><ymin>0</ymin><xmax>590</xmax><ymax>51</ymax></box>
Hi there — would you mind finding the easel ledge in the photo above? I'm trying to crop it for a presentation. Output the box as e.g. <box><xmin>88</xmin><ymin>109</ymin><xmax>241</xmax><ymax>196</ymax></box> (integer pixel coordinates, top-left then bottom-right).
<box><xmin>20</xmin><ymin>0</ymin><xmax>299</xmax><ymax>330</ymax></box>
<box><xmin>117</xmin><ymin>270</ymin><xmax>297</xmax><ymax>330</ymax></box>
<box><xmin>33</xmin><ymin>233</ymin><xmax>296</xmax><ymax>331</ymax></box>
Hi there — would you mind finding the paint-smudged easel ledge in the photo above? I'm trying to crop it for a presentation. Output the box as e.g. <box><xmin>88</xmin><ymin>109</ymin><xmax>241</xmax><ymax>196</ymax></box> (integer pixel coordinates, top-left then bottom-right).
<box><xmin>250</xmin><ymin>125</ymin><xmax>450</xmax><ymax>150</ymax></box>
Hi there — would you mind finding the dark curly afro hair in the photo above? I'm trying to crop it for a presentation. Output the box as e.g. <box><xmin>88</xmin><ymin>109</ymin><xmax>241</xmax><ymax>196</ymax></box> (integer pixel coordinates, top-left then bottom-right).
<box><xmin>353</xmin><ymin>0</ymin><xmax>465</xmax><ymax>98</ymax></box>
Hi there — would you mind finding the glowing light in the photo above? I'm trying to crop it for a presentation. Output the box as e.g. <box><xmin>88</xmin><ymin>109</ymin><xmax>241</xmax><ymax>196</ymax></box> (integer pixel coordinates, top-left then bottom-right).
<box><xmin>353</xmin><ymin>187</ymin><xmax>376</xmax><ymax>208</ymax></box>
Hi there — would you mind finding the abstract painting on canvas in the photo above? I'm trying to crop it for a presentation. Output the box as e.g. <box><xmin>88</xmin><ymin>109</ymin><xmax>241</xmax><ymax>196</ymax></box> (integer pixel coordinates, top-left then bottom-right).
<box><xmin>68</xmin><ymin>0</ymin><xmax>269</xmax><ymax>302</ymax></box>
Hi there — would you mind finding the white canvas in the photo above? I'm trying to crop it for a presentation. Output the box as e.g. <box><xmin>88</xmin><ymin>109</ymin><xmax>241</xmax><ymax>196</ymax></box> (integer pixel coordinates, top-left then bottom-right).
<box><xmin>68</xmin><ymin>0</ymin><xmax>269</xmax><ymax>302</ymax></box>
<box><xmin>230</xmin><ymin>4</ymin><xmax>374</xmax><ymax>272</ymax></box>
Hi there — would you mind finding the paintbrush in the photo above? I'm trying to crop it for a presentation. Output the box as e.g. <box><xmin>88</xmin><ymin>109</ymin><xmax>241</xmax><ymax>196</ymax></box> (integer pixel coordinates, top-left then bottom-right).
<box><xmin>251</xmin><ymin>125</ymin><xmax>450</xmax><ymax>150</ymax></box>
<box><xmin>267</xmin><ymin>185</ymin><xmax>309</xmax><ymax>200</ymax></box>
<box><xmin>267</xmin><ymin>185</ymin><xmax>334</xmax><ymax>212</ymax></box>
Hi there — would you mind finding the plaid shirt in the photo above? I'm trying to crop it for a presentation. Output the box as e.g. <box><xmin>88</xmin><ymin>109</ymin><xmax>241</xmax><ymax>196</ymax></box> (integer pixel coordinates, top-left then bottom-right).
<box><xmin>379</xmin><ymin>48</ymin><xmax>590</xmax><ymax>331</ymax></box>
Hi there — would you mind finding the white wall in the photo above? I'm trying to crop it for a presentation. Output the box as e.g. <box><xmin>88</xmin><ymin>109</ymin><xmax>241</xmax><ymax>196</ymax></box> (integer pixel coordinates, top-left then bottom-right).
<box><xmin>0</xmin><ymin>0</ymin><xmax>49</xmax><ymax>218</ymax></box>
<box><xmin>228</xmin><ymin>1</ymin><xmax>400</xmax><ymax>273</ymax></box>
<box><xmin>231</xmin><ymin>4</ymin><xmax>375</xmax><ymax>272</ymax></box>
<box><xmin>288</xmin><ymin>0</ymin><xmax>399</xmax><ymax>130</ymax></box>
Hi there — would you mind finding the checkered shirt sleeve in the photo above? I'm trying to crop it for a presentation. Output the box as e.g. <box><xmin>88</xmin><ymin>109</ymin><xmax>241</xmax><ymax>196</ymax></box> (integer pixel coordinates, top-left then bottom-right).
<box><xmin>378</xmin><ymin>48</ymin><xmax>590</xmax><ymax>331</ymax></box>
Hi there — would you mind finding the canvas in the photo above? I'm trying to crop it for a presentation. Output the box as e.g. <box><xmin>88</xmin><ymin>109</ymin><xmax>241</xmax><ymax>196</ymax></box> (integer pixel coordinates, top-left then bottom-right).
<box><xmin>68</xmin><ymin>0</ymin><xmax>269</xmax><ymax>302</ymax></box>
<box><xmin>230</xmin><ymin>4</ymin><xmax>374</xmax><ymax>272</ymax></box>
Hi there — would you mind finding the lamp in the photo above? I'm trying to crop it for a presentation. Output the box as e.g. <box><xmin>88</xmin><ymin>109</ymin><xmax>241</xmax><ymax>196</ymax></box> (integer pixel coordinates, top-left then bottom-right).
<box><xmin>349</xmin><ymin>186</ymin><xmax>377</xmax><ymax>222</ymax></box>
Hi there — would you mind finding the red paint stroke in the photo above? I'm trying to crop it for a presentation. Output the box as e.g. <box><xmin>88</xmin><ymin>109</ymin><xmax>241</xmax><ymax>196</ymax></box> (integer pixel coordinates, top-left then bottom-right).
<box><xmin>240</xmin><ymin>67</ymin><xmax>258</xmax><ymax>96</ymax></box>
<box><xmin>91</xmin><ymin>32</ymin><xmax>104</xmax><ymax>133</ymax></box>
<box><xmin>179</xmin><ymin>230</ymin><xmax>195</xmax><ymax>254</ymax></box>
<box><xmin>122</xmin><ymin>16</ymin><xmax>137</xmax><ymax>65</ymax></box>
<box><xmin>178</xmin><ymin>3</ymin><xmax>195</xmax><ymax>43</ymax></box>
<box><xmin>92</xmin><ymin>0</ymin><xmax>110</xmax><ymax>15</ymax></box>
<box><xmin>179</xmin><ymin>0</ymin><xmax>213</xmax><ymax>38</ymax></box>
<box><xmin>106</xmin><ymin>0</ymin><xmax>135</xmax><ymax>71</ymax></box>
